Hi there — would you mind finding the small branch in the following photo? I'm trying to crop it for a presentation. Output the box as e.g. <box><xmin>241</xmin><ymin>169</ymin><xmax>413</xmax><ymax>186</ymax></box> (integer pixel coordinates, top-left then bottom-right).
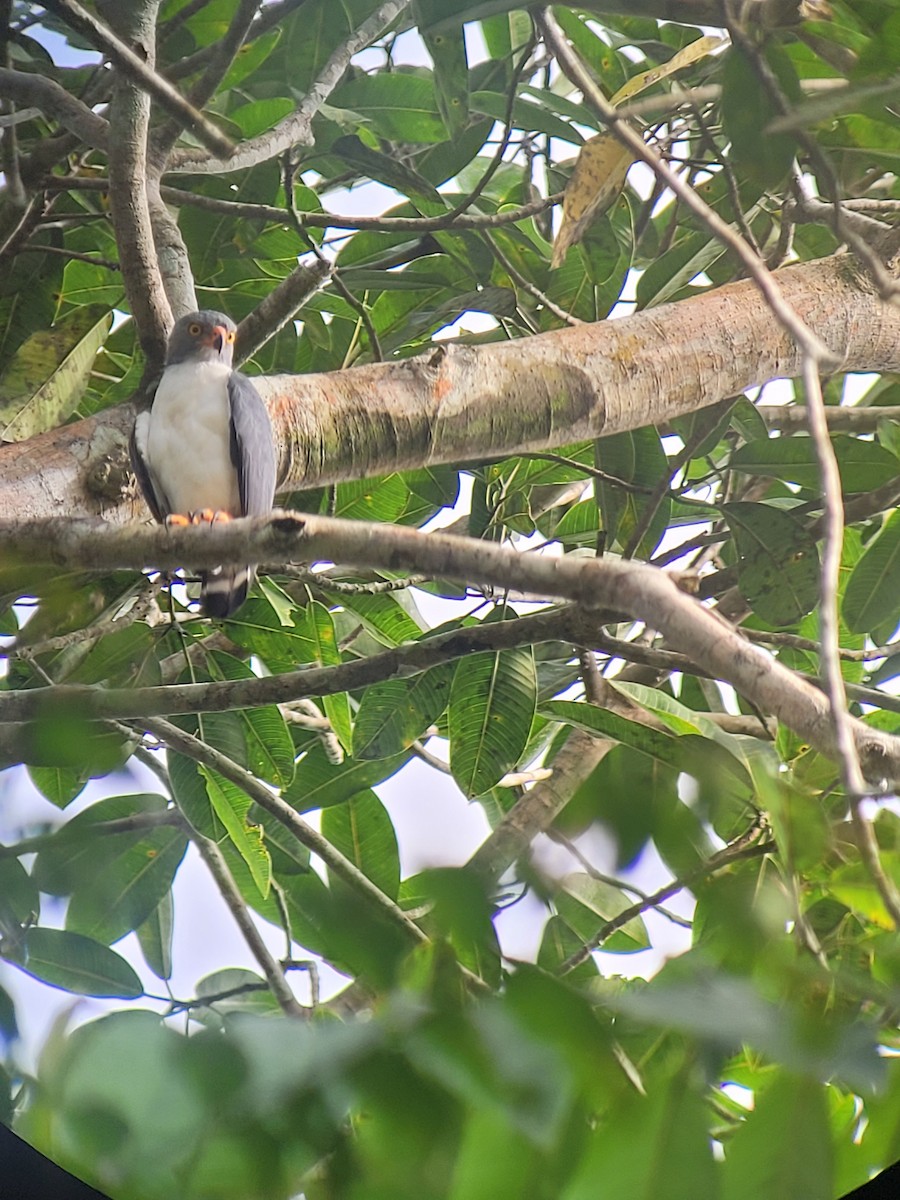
<box><xmin>278</xmin><ymin>154</ymin><xmax>378</xmax><ymax>360</ymax></box>
<box><xmin>4</xmin><ymin>512</ymin><xmax>900</xmax><ymax>784</ymax></box>
<box><xmin>0</xmin><ymin>3</ymin><xmax>26</xmax><ymax>209</ymax></box>
<box><xmin>559</xmin><ymin>823</ymin><xmax>775</xmax><ymax>973</ymax></box>
<box><xmin>146</xmin><ymin>178</ymin><xmax>197</xmax><ymax>317</ymax></box>
<box><xmin>236</xmin><ymin>257</ymin><xmax>332</xmax><ymax>366</ymax></box>
<box><xmin>545</xmin><ymin>828</ymin><xmax>693</xmax><ymax>928</ymax></box>
<box><xmin>489</xmin><ymin>235</ymin><xmax>582</xmax><ymax>327</ymax></box>
<box><xmin>18</xmin><ymin>242</ymin><xmax>119</xmax><ymax>270</ymax></box>
<box><xmin>188</xmin><ymin>830</ymin><xmax>307</xmax><ymax>1017</ymax></box>
<box><xmin>756</xmin><ymin>405</ymin><xmax>900</xmax><ymax>432</ymax></box>
<box><xmin>800</xmin><ymin>354</ymin><xmax>866</xmax><ymax>796</ymax></box>
<box><xmin>0</xmin><ymin>66</ymin><xmax>109</xmax><ymax>149</ymax></box>
<box><xmin>41</xmin><ymin>0</ymin><xmax>234</xmax><ymax>158</ymax></box>
<box><xmin>103</xmin><ymin>0</ymin><xmax>172</xmax><ymax>366</ymax></box>
<box><xmin>0</xmin><ymin>809</ymin><xmax>180</xmax><ymax>859</ymax></box>
<box><xmin>849</xmin><ymin>800</ymin><xmax>900</xmax><ymax>927</ymax></box>
<box><xmin>790</xmin><ymin>191</ymin><xmax>891</xmax><ymax>242</ymax></box>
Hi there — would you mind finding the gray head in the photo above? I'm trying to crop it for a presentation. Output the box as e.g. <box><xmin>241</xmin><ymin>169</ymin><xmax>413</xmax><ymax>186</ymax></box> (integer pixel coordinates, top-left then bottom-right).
<box><xmin>166</xmin><ymin>310</ymin><xmax>237</xmax><ymax>366</ymax></box>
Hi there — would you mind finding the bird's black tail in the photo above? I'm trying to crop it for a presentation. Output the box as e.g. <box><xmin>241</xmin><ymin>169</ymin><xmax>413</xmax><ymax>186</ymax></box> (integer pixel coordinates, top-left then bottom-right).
<box><xmin>201</xmin><ymin>566</ymin><xmax>252</xmax><ymax>618</ymax></box>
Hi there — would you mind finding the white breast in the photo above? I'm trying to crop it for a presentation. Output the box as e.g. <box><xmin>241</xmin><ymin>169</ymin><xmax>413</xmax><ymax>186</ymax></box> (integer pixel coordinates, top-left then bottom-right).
<box><xmin>146</xmin><ymin>360</ymin><xmax>240</xmax><ymax>516</ymax></box>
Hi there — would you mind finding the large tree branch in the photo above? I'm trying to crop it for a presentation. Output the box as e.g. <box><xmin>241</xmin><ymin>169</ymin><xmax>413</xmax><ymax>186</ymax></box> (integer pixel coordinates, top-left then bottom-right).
<box><xmin>2</xmin><ymin>511</ymin><xmax>900</xmax><ymax>787</ymax></box>
<box><xmin>1</xmin><ymin>251</ymin><xmax>898</xmax><ymax>521</ymax></box>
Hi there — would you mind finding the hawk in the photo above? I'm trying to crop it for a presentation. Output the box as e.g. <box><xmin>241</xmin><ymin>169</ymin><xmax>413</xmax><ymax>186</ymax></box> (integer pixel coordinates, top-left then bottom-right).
<box><xmin>131</xmin><ymin>310</ymin><xmax>277</xmax><ymax>618</ymax></box>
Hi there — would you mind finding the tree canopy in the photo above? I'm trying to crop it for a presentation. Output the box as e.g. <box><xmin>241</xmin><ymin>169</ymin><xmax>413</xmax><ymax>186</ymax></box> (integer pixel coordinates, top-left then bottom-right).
<box><xmin>3</xmin><ymin>0</ymin><xmax>900</xmax><ymax>1196</ymax></box>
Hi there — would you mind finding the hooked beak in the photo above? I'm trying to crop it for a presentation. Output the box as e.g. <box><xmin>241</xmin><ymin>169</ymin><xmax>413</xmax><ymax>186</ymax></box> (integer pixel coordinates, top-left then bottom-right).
<box><xmin>200</xmin><ymin>325</ymin><xmax>230</xmax><ymax>354</ymax></box>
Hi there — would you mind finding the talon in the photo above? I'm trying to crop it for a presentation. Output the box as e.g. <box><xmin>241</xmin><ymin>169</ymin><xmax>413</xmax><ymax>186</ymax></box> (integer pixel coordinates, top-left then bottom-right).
<box><xmin>165</xmin><ymin>513</ymin><xmax>191</xmax><ymax>528</ymax></box>
<box><xmin>187</xmin><ymin>508</ymin><xmax>232</xmax><ymax>525</ymax></box>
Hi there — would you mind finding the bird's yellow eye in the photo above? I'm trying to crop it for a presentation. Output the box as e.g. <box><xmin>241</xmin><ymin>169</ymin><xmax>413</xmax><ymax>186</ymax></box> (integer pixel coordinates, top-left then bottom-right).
<box><xmin>226</xmin><ymin>330</ymin><xmax>236</xmax><ymax>343</ymax></box>
<box><xmin>189</xmin><ymin>322</ymin><xmax>202</xmax><ymax>336</ymax></box>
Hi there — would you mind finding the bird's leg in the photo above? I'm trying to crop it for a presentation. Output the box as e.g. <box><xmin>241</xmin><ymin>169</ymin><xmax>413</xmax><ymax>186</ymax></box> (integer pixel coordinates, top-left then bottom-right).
<box><xmin>164</xmin><ymin>513</ymin><xmax>191</xmax><ymax>528</ymax></box>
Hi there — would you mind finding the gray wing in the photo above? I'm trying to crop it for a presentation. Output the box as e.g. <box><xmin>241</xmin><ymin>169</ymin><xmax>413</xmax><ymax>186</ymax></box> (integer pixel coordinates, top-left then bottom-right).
<box><xmin>130</xmin><ymin>409</ymin><xmax>168</xmax><ymax>522</ymax></box>
<box><xmin>228</xmin><ymin>370</ymin><xmax>276</xmax><ymax>517</ymax></box>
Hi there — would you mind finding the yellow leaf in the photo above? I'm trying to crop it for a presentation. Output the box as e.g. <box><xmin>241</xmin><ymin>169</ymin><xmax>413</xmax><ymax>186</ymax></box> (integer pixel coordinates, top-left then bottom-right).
<box><xmin>608</xmin><ymin>35</ymin><xmax>727</xmax><ymax>108</ymax></box>
<box><xmin>550</xmin><ymin>35</ymin><xmax>727</xmax><ymax>267</ymax></box>
<box><xmin>551</xmin><ymin>135</ymin><xmax>631</xmax><ymax>268</ymax></box>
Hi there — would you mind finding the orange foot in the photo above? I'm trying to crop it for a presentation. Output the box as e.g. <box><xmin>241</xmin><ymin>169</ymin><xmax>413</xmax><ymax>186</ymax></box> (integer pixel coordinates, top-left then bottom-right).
<box><xmin>165</xmin><ymin>513</ymin><xmax>191</xmax><ymax>528</ymax></box>
<box><xmin>189</xmin><ymin>509</ymin><xmax>233</xmax><ymax>525</ymax></box>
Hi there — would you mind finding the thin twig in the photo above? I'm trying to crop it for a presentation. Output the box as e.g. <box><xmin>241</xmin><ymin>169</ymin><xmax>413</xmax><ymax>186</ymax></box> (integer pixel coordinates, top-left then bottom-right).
<box><xmin>280</xmin><ymin>155</ymin><xmax>380</xmax><ymax>361</ymax></box>
<box><xmin>800</xmin><ymin>354</ymin><xmax>867</xmax><ymax>796</ymax></box>
<box><xmin>49</xmin><ymin>175</ymin><xmax>562</xmax><ymax>233</ymax></box>
<box><xmin>559</xmin><ymin>823</ymin><xmax>775</xmax><ymax>973</ymax></box>
<box><xmin>489</xmin><ymin>235</ymin><xmax>583</xmax><ymax>326</ymax></box>
<box><xmin>189</xmin><ymin>831</ymin><xmax>307</xmax><ymax>1017</ymax></box>
<box><xmin>545</xmin><ymin>828</ymin><xmax>693</xmax><ymax>928</ymax></box>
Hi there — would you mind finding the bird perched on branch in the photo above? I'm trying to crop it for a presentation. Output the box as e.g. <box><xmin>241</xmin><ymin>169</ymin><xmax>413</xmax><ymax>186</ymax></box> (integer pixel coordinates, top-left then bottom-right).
<box><xmin>131</xmin><ymin>310</ymin><xmax>277</xmax><ymax>618</ymax></box>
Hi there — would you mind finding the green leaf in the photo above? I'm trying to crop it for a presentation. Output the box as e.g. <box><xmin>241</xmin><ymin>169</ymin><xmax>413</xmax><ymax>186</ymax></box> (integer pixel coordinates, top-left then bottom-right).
<box><xmin>282</xmin><ymin>744</ymin><xmax>411</xmax><ymax>811</ymax></box>
<box><xmin>0</xmin><ymin>857</ymin><xmax>39</xmax><ymax>933</ymax></box>
<box><xmin>448</xmin><ymin>644</ymin><xmax>537</xmax><ymax>797</ymax></box>
<box><xmin>26</xmin><ymin>764</ymin><xmax>88</xmax><ymax>809</ymax></box>
<box><xmin>334</xmin><ymin>474</ymin><xmax>411</xmax><ymax>523</ymax></box>
<box><xmin>220</xmin><ymin>28</ymin><xmax>280</xmax><ymax>90</ymax></box>
<box><xmin>565</xmin><ymin>1071</ymin><xmax>719</xmax><ymax>1200</ymax></box>
<box><xmin>65</xmin><ymin>823</ymin><xmax>188</xmax><ymax>946</ymax></box>
<box><xmin>721</xmin><ymin>42</ymin><xmax>799</xmax><ymax>188</ymax></box>
<box><xmin>299</xmin><ymin>600</ymin><xmax>341</xmax><ymax>666</ymax></box>
<box><xmin>721</xmin><ymin>1072</ymin><xmax>833</xmax><ymax>1200</ymax></box>
<box><xmin>335</xmin><ymin>589</ymin><xmax>425</xmax><ymax>646</ymax></box>
<box><xmin>207</xmin><ymin>651</ymin><xmax>296</xmax><ymax>787</ymax></box>
<box><xmin>470</xmin><ymin>91</ymin><xmax>584</xmax><ymax>145</ymax></box>
<box><xmin>330</xmin><ymin>74</ymin><xmax>448</xmax><ymax>144</ymax></box>
<box><xmin>135</xmin><ymin>891</ymin><xmax>174</xmax><ymax>982</ymax></box>
<box><xmin>598</xmin><ymin>425</ymin><xmax>671</xmax><ymax>556</ymax></box>
<box><xmin>729</xmin><ymin>434</ymin><xmax>899</xmax><ymax>493</ymax></box>
<box><xmin>321</xmin><ymin>791</ymin><xmax>401</xmax><ymax>899</ymax></box>
<box><xmin>537</xmin><ymin>915</ymin><xmax>599</xmax><ymax>982</ymax></box>
<box><xmin>32</xmin><ymin>794</ymin><xmax>175</xmax><ymax>894</ymax></box>
<box><xmin>554</xmin><ymin>873</ymin><xmax>649</xmax><ymax>953</ymax></box>
<box><xmin>543</xmin><ymin>699</ymin><xmax>751</xmax><ymax>804</ymax></box>
<box><xmin>610</xmin><ymin>973</ymin><xmax>882</xmax><ymax>1094</ymax></box>
<box><xmin>322</xmin><ymin>691</ymin><xmax>353</xmax><ymax>755</ymax></box>
<box><xmin>21</xmin><ymin>928</ymin><xmax>143</xmax><ymax>998</ymax></box>
<box><xmin>353</xmin><ymin>664</ymin><xmax>454</xmax><ymax>759</ymax></box>
<box><xmin>227</xmin><ymin>97</ymin><xmax>294</xmax><ymax>138</ymax></box>
<box><xmin>416</xmin><ymin>3</ymin><xmax>469</xmax><ymax>137</ymax></box>
<box><xmin>722</xmin><ymin>501</ymin><xmax>820</xmax><ymax>626</ymax></box>
<box><xmin>843</xmin><ymin>509</ymin><xmax>900</xmax><ymax>634</ymax></box>
<box><xmin>0</xmin><ymin>305</ymin><xmax>111</xmax><ymax>441</ymax></box>
<box><xmin>199</xmin><ymin>767</ymin><xmax>272</xmax><ymax>900</ymax></box>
